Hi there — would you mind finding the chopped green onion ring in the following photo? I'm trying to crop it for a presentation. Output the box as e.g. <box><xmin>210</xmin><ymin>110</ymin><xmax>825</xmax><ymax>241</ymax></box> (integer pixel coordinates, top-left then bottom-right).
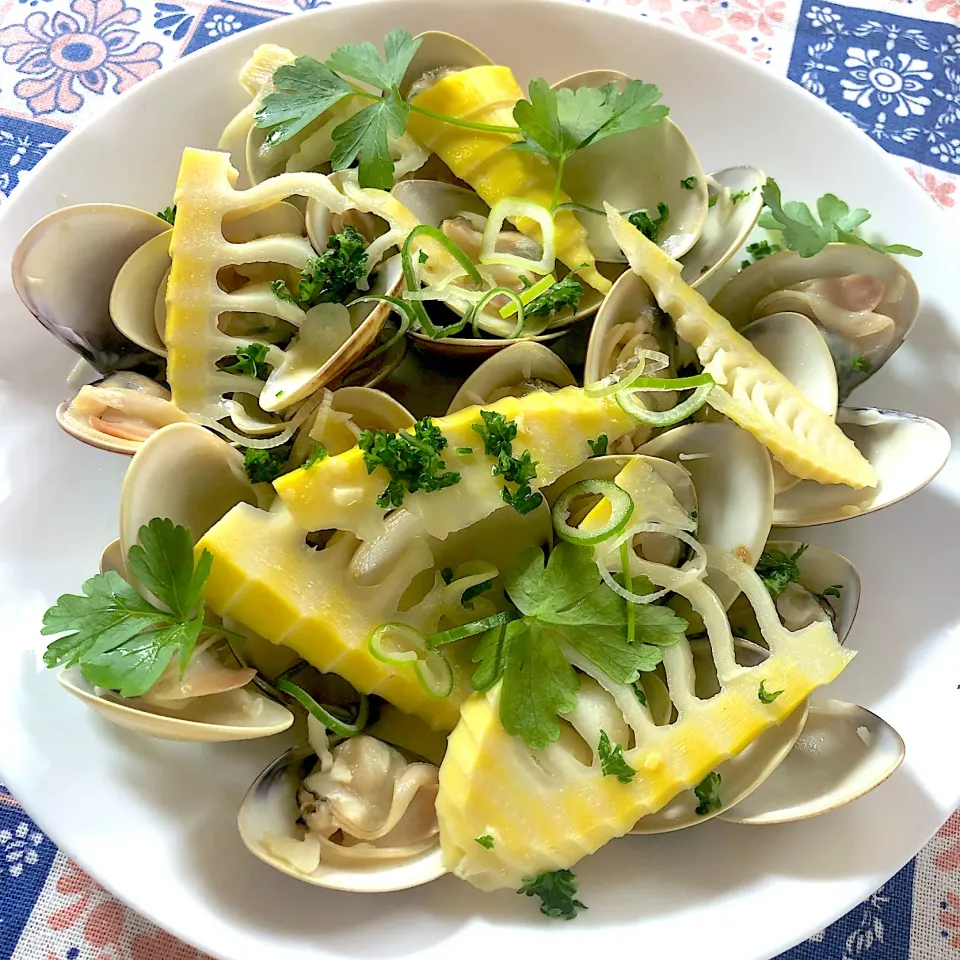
<box><xmin>275</xmin><ymin>674</ymin><xmax>369</xmax><ymax>738</ymax></box>
<box><xmin>584</xmin><ymin>349</ymin><xmax>671</xmax><ymax>398</ymax></box>
<box><xmin>368</xmin><ymin>621</ymin><xmax>427</xmax><ymax>666</ymax></box>
<box><xmin>469</xmin><ymin>286</ymin><xmax>526</xmax><ymax>340</ymax></box>
<box><xmin>617</xmin><ymin>379</ymin><xmax>714</xmax><ymax>427</ymax></box>
<box><xmin>480</xmin><ymin>197</ymin><xmax>556</xmax><ymax>275</ymax></box>
<box><xmin>551</xmin><ymin>479</ymin><xmax>635</xmax><ymax>546</ymax></box>
<box><xmin>401</xmin><ymin>225</ymin><xmax>480</xmax><ymax>339</ymax></box>
<box><xmin>428</xmin><ymin>610</ymin><xmax>519</xmax><ymax>648</ymax></box>
<box><xmin>414</xmin><ymin>648</ymin><xmax>454</xmax><ymax>699</ymax></box>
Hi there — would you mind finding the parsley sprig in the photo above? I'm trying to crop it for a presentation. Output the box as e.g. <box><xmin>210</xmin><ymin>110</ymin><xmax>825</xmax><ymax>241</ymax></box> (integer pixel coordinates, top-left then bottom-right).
<box><xmin>222</xmin><ymin>342</ymin><xmax>270</xmax><ymax>380</ymax></box>
<box><xmin>271</xmin><ymin>225</ymin><xmax>368</xmax><ymax>308</ymax></box>
<box><xmin>157</xmin><ymin>205</ymin><xmax>176</xmax><ymax>225</ymax></box>
<box><xmin>519</xmin><ymin>869</ymin><xmax>586</xmax><ymax>920</ymax></box>
<box><xmin>694</xmin><ymin>771</ymin><xmax>722</xmax><ymax>815</ymax></box>
<box><xmin>359</xmin><ymin>417</ymin><xmax>460</xmax><ymax>508</ymax></box>
<box><xmin>756</xmin><ymin>544</ymin><xmax>808</xmax><ymax>598</ymax></box>
<box><xmin>254</xmin><ymin>30</ymin><xmax>668</xmax><ymax>193</ymax></box>
<box><xmin>472</xmin><ymin>410</ymin><xmax>542</xmax><ymax>515</ymax></box>
<box><xmin>598</xmin><ymin>730</ymin><xmax>637</xmax><ymax>783</ymax></box>
<box><xmin>468</xmin><ymin>542</ymin><xmax>687</xmax><ymax>750</ymax></box>
<box><xmin>759</xmin><ymin>179</ymin><xmax>922</xmax><ymax>258</ymax></box>
<box><xmin>524</xmin><ymin>275</ymin><xmax>583</xmax><ymax>319</ymax></box>
<box><xmin>628</xmin><ymin>202</ymin><xmax>669</xmax><ymax>242</ymax></box>
<box><xmin>41</xmin><ymin>519</ymin><xmax>216</xmax><ymax>698</ymax></box>
<box><xmin>243</xmin><ymin>443</ymin><xmax>293</xmax><ymax>484</ymax></box>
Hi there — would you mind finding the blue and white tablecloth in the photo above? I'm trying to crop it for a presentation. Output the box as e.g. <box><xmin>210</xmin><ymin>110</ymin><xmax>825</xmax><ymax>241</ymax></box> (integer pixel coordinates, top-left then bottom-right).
<box><xmin>0</xmin><ymin>0</ymin><xmax>958</xmax><ymax>954</ymax></box>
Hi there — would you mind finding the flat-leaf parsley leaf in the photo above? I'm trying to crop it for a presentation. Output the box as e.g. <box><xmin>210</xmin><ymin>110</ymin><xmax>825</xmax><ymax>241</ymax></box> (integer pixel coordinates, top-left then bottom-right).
<box><xmin>598</xmin><ymin>729</ymin><xmax>637</xmax><ymax>783</ymax></box>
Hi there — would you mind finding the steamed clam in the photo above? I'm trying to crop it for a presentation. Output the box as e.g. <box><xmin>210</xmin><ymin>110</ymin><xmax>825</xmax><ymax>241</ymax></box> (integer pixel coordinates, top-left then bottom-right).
<box><xmin>239</xmin><ymin>720</ymin><xmax>444</xmax><ymax>891</ymax></box>
<box><xmin>720</xmin><ymin>700</ymin><xmax>904</xmax><ymax>825</ymax></box>
<box><xmin>710</xmin><ymin>244</ymin><xmax>920</xmax><ymax>401</ymax></box>
<box><xmin>12</xmin><ymin>203</ymin><xmax>169</xmax><ymax>372</ymax></box>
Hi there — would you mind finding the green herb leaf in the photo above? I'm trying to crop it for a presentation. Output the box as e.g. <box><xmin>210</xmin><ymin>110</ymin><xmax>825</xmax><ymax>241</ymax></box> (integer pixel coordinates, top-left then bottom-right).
<box><xmin>819</xmin><ymin>583</ymin><xmax>844</xmax><ymax>599</ymax></box>
<box><xmin>756</xmin><ymin>543</ymin><xmax>807</xmax><ymax>598</ymax></box>
<box><xmin>499</xmin><ymin>620</ymin><xmax>579</xmax><ymax>750</ymax></box>
<box><xmin>730</xmin><ymin>189</ymin><xmax>751</xmax><ymax>204</ymax></box>
<box><xmin>524</xmin><ymin>275</ymin><xmax>583</xmax><ymax>319</ymax></box>
<box><xmin>273</xmin><ymin>226</ymin><xmax>368</xmax><ymax>308</ymax></box>
<box><xmin>324</xmin><ymin>28</ymin><xmax>422</xmax><ymax>91</ymax></box>
<box><xmin>627</xmin><ymin>202</ymin><xmax>669</xmax><ymax>243</ymax></box>
<box><xmin>475</xmin><ymin>835</ymin><xmax>495</xmax><ymax>849</ymax></box>
<box><xmin>708</xmin><ymin>193</ymin><xmax>718</xmax><ymax>208</ymax></box>
<box><xmin>758</xmin><ymin>680</ymin><xmax>784</xmax><ymax>704</ymax></box>
<box><xmin>243</xmin><ymin>443</ymin><xmax>293</xmax><ymax>484</ymax></box>
<box><xmin>157</xmin><ymin>205</ymin><xmax>176</xmax><ymax>225</ymax></box>
<box><xmin>852</xmin><ymin>355</ymin><xmax>871</xmax><ymax>372</ymax></box>
<box><xmin>127</xmin><ymin>517</ymin><xmax>212</xmax><ymax>618</ymax></box>
<box><xmin>331</xmin><ymin>92</ymin><xmax>409</xmax><ymax>190</ymax></box>
<box><xmin>680</xmin><ymin>176</ymin><xmax>697</xmax><ymax>190</ymax></box>
<box><xmin>305</xmin><ymin>443</ymin><xmax>329</xmax><ymax>469</ymax></box>
<box><xmin>518</xmin><ymin>869</ymin><xmax>586</xmax><ymax>920</ymax></box>
<box><xmin>694</xmin><ymin>771</ymin><xmax>722</xmax><ymax>815</ymax></box>
<box><xmin>759</xmin><ymin>179</ymin><xmax>922</xmax><ymax>258</ymax></box>
<box><xmin>471</xmin><ymin>622</ymin><xmax>507</xmax><ymax>692</ymax></box>
<box><xmin>359</xmin><ymin>417</ymin><xmax>460</xmax><ymax>509</ymax></box>
<box><xmin>255</xmin><ymin>56</ymin><xmax>356</xmax><ymax>147</ymax></box>
<box><xmin>634</xmin><ymin>683</ymin><xmax>647</xmax><ymax>705</ymax></box>
<box><xmin>473</xmin><ymin>410</ymin><xmax>543</xmax><ymax>515</ymax></box>
<box><xmin>41</xmin><ymin>521</ymin><xmax>214</xmax><ymax>697</ymax></box>
<box><xmin>461</xmin><ymin>579</ymin><xmax>492</xmax><ymax>608</ymax></box>
<box><xmin>587</xmin><ymin>434</ymin><xmax>608</xmax><ymax>457</ymax></box>
<box><xmin>741</xmin><ymin>239</ymin><xmax>783</xmax><ymax>269</ymax></box>
<box><xmin>632</xmin><ymin>604</ymin><xmax>689</xmax><ymax>647</ymax></box>
<box><xmin>598</xmin><ymin>729</ymin><xmax>637</xmax><ymax>783</ymax></box>
<box><xmin>221</xmin><ymin>342</ymin><xmax>270</xmax><ymax>380</ymax></box>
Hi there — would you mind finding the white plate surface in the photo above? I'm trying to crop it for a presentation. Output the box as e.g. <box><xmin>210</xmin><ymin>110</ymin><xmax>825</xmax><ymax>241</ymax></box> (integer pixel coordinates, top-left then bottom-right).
<box><xmin>1</xmin><ymin>1</ymin><xmax>959</xmax><ymax>958</ymax></box>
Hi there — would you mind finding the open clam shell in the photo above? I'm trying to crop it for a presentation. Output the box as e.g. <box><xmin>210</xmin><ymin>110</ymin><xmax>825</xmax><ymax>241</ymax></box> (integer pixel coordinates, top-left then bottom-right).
<box><xmin>289</xmin><ymin>386</ymin><xmax>415</xmax><ymax>465</ymax></box>
<box><xmin>238</xmin><ymin>743</ymin><xmax>445</xmax><ymax>892</ymax></box>
<box><xmin>57</xmin><ymin>664</ymin><xmax>293</xmax><ymax>743</ymax></box>
<box><xmin>391</xmin><ymin>179</ymin><xmax>602</xmax><ymax>353</ymax></box>
<box><xmin>56</xmin><ymin>372</ymin><xmax>191</xmax><ymax>456</ymax></box>
<box><xmin>119</xmin><ymin>421</ymin><xmax>260</xmax><ymax>565</ymax></box>
<box><xmin>772</xmin><ymin>407</ymin><xmax>950</xmax><ymax>527</ymax></box>
<box><xmin>12</xmin><ymin>203</ymin><xmax>169</xmax><ymax>372</ymax></box>
<box><xmin>680</xmin><ymin>166</ymin><xmax>765</xmax><ymax>287</ymax></box>
<box><xmin>719</xmin><ymin>700</ymin><xmax>904</xmax><ymax>825</ymax></box>
<box><xmin>638</xmin><ymin>421</ymin><xmax>775</xmax><ymax>607</ymax></box>
<box><xmin>400</xmin><ymin>31</ymin><xmax>493</xmax><ymax>100</ymax></box>
<box><xmin>728</xmin><ymin>540</ymin><xmax>861</xmax><ymax>645</ymax></box>
<box><xmin>585</xmin><ymin>270</ymin><xmax>678</xmax><ymax>451</ymax></box>
<box><xmin>710</xmin><ymin>244</ymin><xmax>920</xmax><ymax>401</ymax></box>
<box><xmin>552</xmin><ymin>70</ymin><xmax>708</xmax><ymax>263</ymax></box>
<box><xmin>630</xmin><ymin>638</ymin><xmax>809</xmax><ymax>834</ymax></box>
<box><xmin>446</xmin><ymin>342</ymin><xmax>576</xmax><ymax>413</ymax></box>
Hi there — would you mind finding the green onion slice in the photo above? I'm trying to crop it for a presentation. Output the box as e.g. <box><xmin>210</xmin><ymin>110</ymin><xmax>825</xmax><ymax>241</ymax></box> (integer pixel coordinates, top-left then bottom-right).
<box><xmin>414</xmin><ymin>648</ymin><xmax>454</xmax><ymax>699</ymax></box>
<box><xmin>498</xmin><ymin>273</ymin><xmax>555</xmax><ymax>319</ymax></box>
<box><xmin>617</xmin><ymin>379</ymin><xmax>714</xmax><ymax>427</ymax></box>
<box><xmin>428</xmin><ymin>610</ymin><xmax>518</xmax><ymax>648</ymax></box>
<box><xmin>551</xmin><ymin>479</ymin><xmax>635</xmax><ymax>545</ymax></box>
<box><xmin>584</xmin><ymin>349</ymin><xmax>670</xmax><ymax>398</ymax></box>
<box><xmin>469</xmin><ymin>287</ymin><xmax>526</xmax><ymax>339</ymax></box>
<box><xmin>368</xmin><ymin>622</ymin><xmax>427</xmax><ymax>666</ymax></box>
<box><xmin>275</xmin><ymin>674</ymin><xmax>369</xmax><ymax>738</ymax></box>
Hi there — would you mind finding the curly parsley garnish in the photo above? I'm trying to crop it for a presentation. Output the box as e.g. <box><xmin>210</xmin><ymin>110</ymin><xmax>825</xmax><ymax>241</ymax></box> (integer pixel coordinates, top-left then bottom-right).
<box><xmin>627</xmin><ymin>202</ymin><xmax>669</xmax><ymax>243</ymax></box>
<box><xmin>758</xmin><ymin>680</ymin><xmax>784</xmax><ymax>704</ymax></box>
<box><xmin>680</xmin><ymin>176</ymin><xmax>697</xmax><ymax>190</ymax></box>
<box><xmin>221</xmin><ymin>342</ymin><xmax>270</xmax><ymax>380</ymax></box>
<box><xmin>271</xmin><ymin>225</ymin><xmax>368</xmax><ymax>308</ymax></box>
<box><xmin>756</xmin><ymin>544</ymin><xmax>808</xmax><ymax>598</ymax></box>
<box><xmin>524</xmin><ymin>275</ymin><xmax>583</xmax><ymax>318</ymax></box>
<box><xmin>694</xmin><ymin>772</ymin><xmax>722</xmax><ymax>815</ymax></box>
<box><xmin>587</xmin><ymin>434</ymin><xmax>608</xmax><ymax>457</ymax></box>
<box><xmin>598</xmin><ymin>730</ymin><xmax>637</xmax><ymax>784</ymax></box>
<box><xmin>518</xmin><ymin>869</ymin><xmax>586</xmax><ymax>920</ymax></box>
<box><xmin>157</xmin><ymin>205</ymin><xmax>177</xmax><ymax>225</ymax></box>
<box><xmin>472</xmin><ymin>410</ymin><xmax>543</xmax><ymax>515</ymax></box>
<box><xmin>359</xmin><ymin>417</ymin><xmax>460</xmax><ymax>509</ymax></box>
<box><xmin>243</xmin><ymin>443</ymin><xmax>293</xmax><ymax>484</ymax></box>
<box><xmin>475</xmin><ymin>835</ymin><xmax>495</xmax><ymax>850</ymax></box>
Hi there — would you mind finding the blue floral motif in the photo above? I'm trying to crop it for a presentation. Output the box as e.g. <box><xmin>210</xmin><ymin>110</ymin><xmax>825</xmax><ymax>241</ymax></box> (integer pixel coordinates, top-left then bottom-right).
<box><xmin>777</xmin><ymin>860</ymin><xmax>916</xmax><ymax>959</ymax></box>
<box><xmin>0</xmin><ymin>799</ymin><xmax>57</xmax><ymax>958</ymax></box>
<box><xmin>153</xmin><ymin>2</ymin><xmax>194</xmax><ymax>40</ymax></box>
<box><xmin>292</xmin><ymin>0</ymin><xmax>330</xmax><ymax>9</ymax></box>
<box><xmin>181</xmin><ymin>2</ymin><xmax>279</xmax><ymax>56</ymax></box>
<box><xmin>789</xmin><ymin>0</ymin><xmax>960</xmax><ymax>168</ymax></box>
<box><xmin>0</xmin><ymin>114</ymin><xmax>67</xmax><ymax>194</ymax></box>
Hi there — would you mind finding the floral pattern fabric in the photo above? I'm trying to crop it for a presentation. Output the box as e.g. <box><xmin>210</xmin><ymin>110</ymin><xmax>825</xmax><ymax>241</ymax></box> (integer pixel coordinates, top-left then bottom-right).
<box><xmin>0</xmin><ymin>0</ymin><xmax>957</xmax><ymax>956</ymax></box>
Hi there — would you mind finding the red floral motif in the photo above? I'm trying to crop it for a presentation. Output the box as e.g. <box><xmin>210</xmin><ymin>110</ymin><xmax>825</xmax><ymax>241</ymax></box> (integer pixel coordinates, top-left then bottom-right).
<box><xmin>131</xmin><ymin>930</ymin><xmax>213</xmax><ymax>960</ymax></box>
<box><xmin>907</xmin><ymin>167</ymin><xmax>957</xmax><ymax>209</ymax></box>
<box><xmin>0</xmin><ymin>0</ymin><xmax>161</xmax><ymax>116</ymax></box>
<box><xmin>680</xmin><ymin>4</ymin><xmax>724</xmax><ymax>33</ymax></box>
<box><xmin>926</xmin><ymin>0</ymin><xmax>960</xmax><ymax>19</ymax></box>
<box><xmin>727</xmin><ymin>0</ymin><xmax>786</xmax><ymax>36</ymax></box>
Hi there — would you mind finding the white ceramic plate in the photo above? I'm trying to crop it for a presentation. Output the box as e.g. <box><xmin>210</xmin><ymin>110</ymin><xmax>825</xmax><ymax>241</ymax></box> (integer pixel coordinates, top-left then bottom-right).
<box><xmin>1</xmin><ymin>2</ymin><xmax>958</xmax><ymax>958</ymax></box>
